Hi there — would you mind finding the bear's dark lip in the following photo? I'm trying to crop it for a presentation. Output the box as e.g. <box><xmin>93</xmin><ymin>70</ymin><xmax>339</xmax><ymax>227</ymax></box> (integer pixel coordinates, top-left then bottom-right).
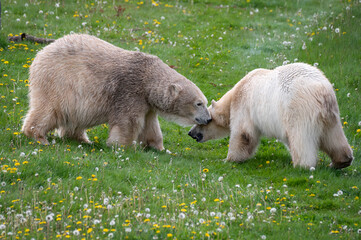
<box><xmin>195</xmin><ymin>133</ymin><xmax>203</xmax><ymax>142</ymax></box>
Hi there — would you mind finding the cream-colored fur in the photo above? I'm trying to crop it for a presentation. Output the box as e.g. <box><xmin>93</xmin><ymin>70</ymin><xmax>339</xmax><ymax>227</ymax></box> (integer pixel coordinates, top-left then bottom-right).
<box><xmin>189</xmin><ymin>63</ymin><xmax>353</xmax><ymax>169</ymax></box>
<box><xmin>22</xmin><ymin>34</ymin><xmax>211</xmax><ymax>149</ymax></box>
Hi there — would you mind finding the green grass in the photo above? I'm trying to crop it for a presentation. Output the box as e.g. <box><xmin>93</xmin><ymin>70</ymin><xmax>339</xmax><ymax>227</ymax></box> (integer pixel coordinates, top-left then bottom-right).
<box><xmin>0</xmin><ymin>0</ymin><xmax>360</xmax><ymax>239</ymax></box>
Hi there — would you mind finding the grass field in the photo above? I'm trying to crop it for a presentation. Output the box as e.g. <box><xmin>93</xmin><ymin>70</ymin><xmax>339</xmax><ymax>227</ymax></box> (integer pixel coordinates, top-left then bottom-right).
<box><xmin>0</xmin><ymin>0</ymin><xmax>360</xmax><ymax>239</ymax></box>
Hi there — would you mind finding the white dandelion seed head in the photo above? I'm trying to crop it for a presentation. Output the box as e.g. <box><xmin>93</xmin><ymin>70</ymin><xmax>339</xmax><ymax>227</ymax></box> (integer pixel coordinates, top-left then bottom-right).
<box><xmin>270</xmin><ymin>208</ymin><xmax>277</xmax><ymax>214</ymax></box>
<box><xmin>145</xmin><ymin>208</ymin><xmax>150</xmax><ymax>212</ymax></box>
<box><xmin>247</xmin><ymin>184</ymin><xmax>252</xmax><ymax>188</ymax></box>
<box><xmin>108</xmin><ymin>233</ymin><xmax>114</xmax><ymax>238</ymax></box>
<box><xmin>210</xmin><ymin>212</ymin><xmax>216</xmax><ymax>217</ymax></box>
<box><xmin>218</xmin><ymin>176</ymin><xmax>223</xmax><ymax>182</ymax></box>
<box><xmin>178</xmin><ymin>213</ymin><xmax>186</xmax><ymax>219</ymax></box>
<box><xmin>199</xmin><ymin>218</ymin><xmax>205</xmax><ymax>224</ymax></box>
<box><xmin>302</xmin><ymin>42</ymin><xmax>307</xmax><ymax>50</ymax></box>
<box><xmin>309</xmin><ymin>167</ymin><xmax>315</xmax><ymax>171</ymax></box>
<box><xmin>73</xmin><ymin>229</ymin><xmax>80</xmax><ymax>236</ymax></box>
<box><xmin>261</xmin><ymin>235</ymin><xmax>267</xmax><ymax>239</ymax></box>
<box><xmin>335</xmin><ymin>28</ymin><xmax>340</xmax><ymax>33</ymax></box>
<box><xmin>125</xmin><ymin>227</ymin><xmax>132</xmax><ymax>232</ymax></box>
<box><xmin>309</xmin><ymin>175</ymin><xmax>314</xmax><ymax>179</ymax></box>
<box><xmin>46</xmin><ymin>214</ymin><xmax>53</xmax><ymax>222</ymax></box>
<box><xmin>0</xmin><ymin>224</ymin><xmax>5</xmax><ymax>230</ymax></box>
<box><xmin>39</xmin><ymin>10</ymin><xmax>43</xmax><ymax>14</ymax></box>
<box><xmin>110</xmin><ymin>220</ymin><xmax>115</xmax><ymax>226</ymax></box>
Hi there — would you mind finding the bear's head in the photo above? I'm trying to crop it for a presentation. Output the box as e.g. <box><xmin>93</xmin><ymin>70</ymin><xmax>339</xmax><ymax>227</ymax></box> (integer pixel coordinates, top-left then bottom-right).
<box><xmin>188</xmin><ymin>100</ymin><xmax>230</xmax><ymax>142</ymax></box>
<box><xmin>160</xmin><ymin>82</ymin><xmax>212</xmax><ymax>126</ymax></box>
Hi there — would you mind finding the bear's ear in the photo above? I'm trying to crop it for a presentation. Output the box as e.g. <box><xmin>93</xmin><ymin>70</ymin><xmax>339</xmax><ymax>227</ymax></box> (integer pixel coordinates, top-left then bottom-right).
<box><xmin>211</xmin><ymin>99</ymin><xmax>217</xmax><ymax>108</ymax></box>
<box><xmin>169</xmin><ymin>84</ymin><xmax>183</xmax><ymax>99</ymax></box>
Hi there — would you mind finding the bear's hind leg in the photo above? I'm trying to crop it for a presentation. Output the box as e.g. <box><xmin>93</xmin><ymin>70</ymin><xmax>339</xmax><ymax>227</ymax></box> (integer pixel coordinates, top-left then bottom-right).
<box><xmin>137</xmin><ymin>111</ymin><xmax>164</xmax><ymax>151</ymax></box>
<box><xmin>22</xmin><ymin>108</ymin><xmax>57</xmax><ymax>145</ymax></box>
<box><xmin>320</xmin><ymin>123</ymin><xmax>353</xmax><ymax>169</ymax></box>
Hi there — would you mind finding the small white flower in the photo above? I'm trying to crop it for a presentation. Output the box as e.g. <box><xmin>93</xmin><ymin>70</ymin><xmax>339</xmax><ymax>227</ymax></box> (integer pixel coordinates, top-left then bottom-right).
<box><xmin>46</xmin><ymin>214</ymin><xmax>53</xmax><ymax>222</ymax></box>
<box><xmin>201</xmin><ymin>197</ymin><xmax>206</xmax><ymax>202</ymax></box>
<box><xmin>337</xmin><ymin>190</ymin><xmax>343</xmax><ymax>196</ymax></box>
<box><xmin>218</xmin><ymin>176</ymin><xmax>223</xmax><ymax>182</ymax></box>
<box><xmin>235</xmin><ymin>184</ymin><xmax>240</xmax><ymax>188</ymax></box>
<box><xmin>0</xmin><ymin>224</ymin><xmax>5</xmax><ymax>230</ymax></box>
<box><xmin>125</xmin><ymin>227</ymin><xmax>132</xmax><ymax>233</ymax></box>
<box><xmin>347</xmin><ymin>93</ymin><xmax>350</xmax><ymax>97</ymax></box>
<box><xmin>310</xmin><ymin>167</ymin><xmax>315</xmax><ymax>171</ymax></box>
<box><xmin>39</xmin><ymin>10</ymin><xmax>43</xmax><ymax>14</ymax></box>
<box><xmin>166</xmin><ymin>149</ymin><xmax>172</xmax><ymax>154</ymax></box>
<box><xmin>313</xmin><ymin>62</ymin><xmax>319</xmax><ymax>67</ymax></box>
<box><xmin>25</xmin><ymin>3</ymin><xmax>29</xmax><ymax>7</ymax></box>
<box><xmin>145</xmin><ymin>208</ymin><xmax>150</xmax><ymax>212</ymax></box>
<box><xmin>302</xmin><ymin>42</ymin><xmax>307</xmax><ymax>50</ymax></box>
<box><xmin>335</xmin><ymin>28</ymin><xmax>340</xmax><ymax>33</ymax></box>
<box><xmin>82</xmin><ymin>22</ymin><xmax>87</xmax><ymax>26</ymax></box>
<box><xmin>178</xmin><ymin>213</ymin><xmax>185</xmax><ymax>219</ymax></box>
<box><xmin>270</xmin><ymin>208</ymin><xmax>277</xmax><ymax>214</ymax></box>
<box><xmin>55</xmin><ymin>3</ymin><xmax>60</xmax><ymax>7</ymax></box>
<box><xmin>261</xmin><ymin>235</ymin><xmax>267</xmax><ymax>240</ymax></box>
<box><xmin>110</xmin><ymin>220</ymin><xmax>115</xmax><ymax>226</ymax></box>
<box><xmin>160</xmin><ymin>16</ymin><xmax>165</xmax><ymax>20</ymax></box>
<box><xmin>247</xmin><ymin>184</ymin><xmax>252</xmax><ymax>188</ymax></box>
<box><xmin>16</xmin><ymin>18</ymin><xmax>21</xmax><ymax>22</ymax></box>
<box><xmin>309</xmin><ymin>175</ymin><xmax>314</xmax><ymax>179</ymax></box>
<box><xmin>199</xmin><ymin>218</ymin><xmax>205</xmax><ymax>224</ymax></box>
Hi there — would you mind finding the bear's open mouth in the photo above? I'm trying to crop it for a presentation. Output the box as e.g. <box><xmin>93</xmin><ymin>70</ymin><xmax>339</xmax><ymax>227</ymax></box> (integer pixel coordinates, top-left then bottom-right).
<box><xmin>188</xmin><ymin>130</ymin><xmax>203</xmax><ymax>142</ymax></box>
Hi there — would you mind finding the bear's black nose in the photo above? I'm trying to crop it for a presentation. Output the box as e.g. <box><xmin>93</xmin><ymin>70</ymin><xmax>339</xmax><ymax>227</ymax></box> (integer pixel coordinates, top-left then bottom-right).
<box><xmin>206</xmin><ymin>118</ymin><xmax>212</xmax><ymax>124</ymax></box>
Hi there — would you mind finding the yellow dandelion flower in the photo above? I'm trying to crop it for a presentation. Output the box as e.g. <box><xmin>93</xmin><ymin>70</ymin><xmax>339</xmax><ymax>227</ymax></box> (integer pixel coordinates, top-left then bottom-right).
<box><xmin>167</xmin><ymin>233</ymin><xmax>173</xmax><ymax>237</ymax></box>
<box><xmin>203</xmin><ymin>168</ymin><xmax>209</xmax><ymax>173</ymax></box>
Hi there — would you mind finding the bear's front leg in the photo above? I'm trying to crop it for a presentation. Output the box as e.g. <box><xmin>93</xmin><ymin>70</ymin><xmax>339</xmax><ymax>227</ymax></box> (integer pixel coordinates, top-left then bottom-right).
<box><xmin>107</xmin><ymin>116</ymin><xmax>144</xmax><ymax>147</ymax></box>
<box><xmin>137</xmin><ymin>111</ymin><xmax>164</xmax><ymax>151</ymax></box>
<box><xmin>226</xmin><ymin>130</ymin><xmax>259</xmax><ymax>162</ymax></box>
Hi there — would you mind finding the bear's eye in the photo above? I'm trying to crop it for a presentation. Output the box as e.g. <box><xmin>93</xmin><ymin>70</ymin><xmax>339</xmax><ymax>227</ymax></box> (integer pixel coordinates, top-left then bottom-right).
<box><xmin>196</xmin><ymin>102</ymin><xmax>203</xmax><ymax>107</ymax></box>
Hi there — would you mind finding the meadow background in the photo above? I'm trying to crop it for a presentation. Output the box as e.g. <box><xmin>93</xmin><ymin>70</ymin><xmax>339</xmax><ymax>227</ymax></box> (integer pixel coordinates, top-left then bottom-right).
<box><xmin>0</xmin><ymin>0</ymin><xmax>360</xmax><ymax>239</ymax></box>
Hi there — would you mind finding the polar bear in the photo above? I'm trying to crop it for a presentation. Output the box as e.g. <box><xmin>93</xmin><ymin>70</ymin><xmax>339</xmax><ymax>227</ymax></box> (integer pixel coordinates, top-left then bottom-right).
<box><xmin>188</xmin><ymin>63</ymin><xmax>353</xmax><ymax>169</ymax></box>
<box><xmin>22</xmin><ymin>34</ymin><xmax>211</xmax><ymax>149</ymax></box>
